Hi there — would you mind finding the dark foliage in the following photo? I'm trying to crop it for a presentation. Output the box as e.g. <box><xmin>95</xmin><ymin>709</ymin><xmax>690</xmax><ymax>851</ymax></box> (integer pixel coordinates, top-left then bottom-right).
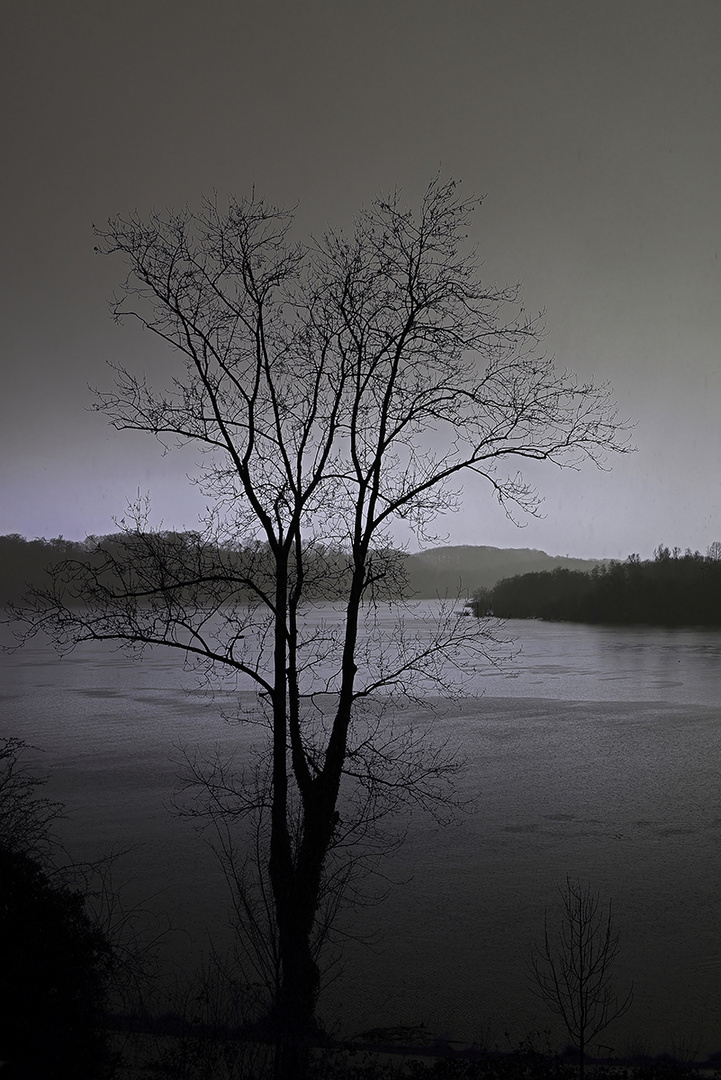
<box><xmin>475</xmin><ymin>545</ymin><xmax>721</xmax><ymax>626</ymax></box>
<box><xmin>307</xmin><ymin>1038</ymin><xmax>721</xmax><ymax>1079</ymax></box>
<box><xmin>0</xmin><ymin>844</ymin><xmax>118</xmax><ymax>1079</ymax></box>
<box><xmin>0</xmin><ymin>534</ymin><xmax>90</xmax><ymax>606</ymax></box>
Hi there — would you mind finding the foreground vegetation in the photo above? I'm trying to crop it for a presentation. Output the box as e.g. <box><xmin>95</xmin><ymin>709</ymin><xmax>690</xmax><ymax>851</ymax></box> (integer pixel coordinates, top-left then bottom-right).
<box><xmin>3</xmin><ymin>738</ymin><xmax>721</xmax><ymax>1079</ymax></box>
<box><xmin>114</xmin><ymin>1033</ymin><xmax>721</xmax><ymax>1079</ymax></box>
<box><xmin>471</xmin><ymin>544</ymin><xmax>721</xmax><ymax>626</ymax></box>
<box><xmin>0</xmin><ymin>738</ymin><xmax>120</xmax><ymax>1078</ymax></box>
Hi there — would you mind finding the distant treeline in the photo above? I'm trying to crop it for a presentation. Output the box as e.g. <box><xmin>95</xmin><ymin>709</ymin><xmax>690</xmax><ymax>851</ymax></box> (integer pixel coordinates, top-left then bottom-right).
<box><xmin>472</xmin><ymin>543</ymin><xmax>721</xmax><ymax>626</ymax></box>
<box><xmin>0</xmin><ymin>532</ymin><xmax>371</xmax><ymax>607</ymax></box>
<box><xmin>0</xmin><ymin>534</ymin><xmax>606</xmax><ymax>605</ymax></box>
<box><xmin>0</xmin><ymin>535</ymin><xmax>89</xmax><ymax>605</ymax></box>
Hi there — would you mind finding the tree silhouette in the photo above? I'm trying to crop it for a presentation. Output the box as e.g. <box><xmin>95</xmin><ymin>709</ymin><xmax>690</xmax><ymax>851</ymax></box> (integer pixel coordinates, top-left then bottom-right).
<box><xmin>0</xmin><ymin>737</ymin><xmax>63</xmax><ymax>859</ymax></box>
<box><xmin>530</xmin><ymin>878</ymin><xmax>633</xmax><ymax>1080</ymax></box>
<box><xmin>13</xmin><ymin>177</ymin><xmax>628</xmax><ymax>1078</ymax></box>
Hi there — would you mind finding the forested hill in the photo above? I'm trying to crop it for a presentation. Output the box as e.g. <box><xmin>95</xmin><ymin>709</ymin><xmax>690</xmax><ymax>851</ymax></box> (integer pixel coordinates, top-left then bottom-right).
<box><xmin>0</xmin><ymin>534</ymin><xmax>604</xmax><ymax>604</ymax></box>
<box><xmin>0</xmin><ymin>535</ymin><xmax>86</xmax><ymax>605</ymax></box>
<box><xmin>473</xmin><ymin>545</ymin><xmax>721</xmax><ymax>626</ymax></box>
<box><xmin>402</xmin><ymin>545</ymin><xmax>604</xmax><ymax>598</ymax></box>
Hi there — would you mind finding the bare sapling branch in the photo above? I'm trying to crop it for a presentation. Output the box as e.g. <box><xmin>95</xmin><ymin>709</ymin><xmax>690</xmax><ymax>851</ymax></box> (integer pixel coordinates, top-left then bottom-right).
<box><xmin>530</xmin><ymin>877</ymin><xmax>634</xmax><ymax>1080</ymax></box>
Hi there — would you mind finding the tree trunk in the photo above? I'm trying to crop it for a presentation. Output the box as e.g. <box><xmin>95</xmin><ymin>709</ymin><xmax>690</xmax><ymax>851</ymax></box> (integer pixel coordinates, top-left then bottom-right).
<box><xmin>270</xmin><ymin>885</ymin><xmax>322</xmax><ymax>1080</ymax></box>
<box><xmin>270</xmin><ymin>780</ymin><xmax>340</xmax><ymax>1079</ymax></box>
<box><xmin>272</xmin><ymin>936</ymin><xmax>320</xmax><ymax>1080</ymax></box>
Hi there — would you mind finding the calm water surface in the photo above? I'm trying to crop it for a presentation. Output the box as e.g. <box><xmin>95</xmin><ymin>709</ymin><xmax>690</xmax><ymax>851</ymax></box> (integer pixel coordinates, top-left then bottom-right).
<box><xmin>1</xmin><ymin>609</ymin><xmax>720</xmax><ymax>1055</ymax></box>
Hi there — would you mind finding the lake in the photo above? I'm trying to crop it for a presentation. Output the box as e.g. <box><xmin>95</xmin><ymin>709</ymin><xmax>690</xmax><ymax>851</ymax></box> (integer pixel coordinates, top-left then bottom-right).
<box><xmin>2</xmin><ymin>607</ymin><xmax>721</xmax><ymax>1058</ymax></box>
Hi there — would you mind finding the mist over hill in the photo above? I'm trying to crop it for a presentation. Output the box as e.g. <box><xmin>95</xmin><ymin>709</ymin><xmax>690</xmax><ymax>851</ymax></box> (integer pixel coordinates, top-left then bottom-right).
<box><xmin>0</xmin><ymin>534</ymin><xmax>605</xmax><ymax>605</ymax></box>
<box><xmin>403</xmin><ymin>545</ymin><xmax>605</xmax><ymax>599</ymax></box>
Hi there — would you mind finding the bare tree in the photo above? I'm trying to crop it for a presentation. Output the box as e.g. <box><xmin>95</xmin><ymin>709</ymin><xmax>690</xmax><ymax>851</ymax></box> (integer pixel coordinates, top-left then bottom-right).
<box><xmin>530</xmin><ymin>878</ymin><xmax>634</xmax><ymax>1079</ymax></box>
<box><xmin>0</xmin><ymin>738</ymin><xmax>63</xmax><ymax>859</ymax></box>
<box><xmin>12</xmin><ymin>178</ymin><xmax>629</xmax><ymax>1078</ymax></box>
<box><xmin>707</xmin><ymin>540</ymin><xmax>721</xmax><ymax>561</ymax></box>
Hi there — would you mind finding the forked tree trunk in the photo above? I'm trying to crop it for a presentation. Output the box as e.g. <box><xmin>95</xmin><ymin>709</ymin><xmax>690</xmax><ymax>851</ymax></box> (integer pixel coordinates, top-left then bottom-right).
<box><xmin>268</xmin><ymin>565</ymin><xmax>354</xmax><ymax>1079</ymax></box>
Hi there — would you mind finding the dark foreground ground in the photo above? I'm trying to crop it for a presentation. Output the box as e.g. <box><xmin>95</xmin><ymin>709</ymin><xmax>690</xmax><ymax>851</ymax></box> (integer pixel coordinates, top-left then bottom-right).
<box><xmin>107</xmin><ymin>1020</ymin><xmax>721</xmax><ymax>1080</ymax></box>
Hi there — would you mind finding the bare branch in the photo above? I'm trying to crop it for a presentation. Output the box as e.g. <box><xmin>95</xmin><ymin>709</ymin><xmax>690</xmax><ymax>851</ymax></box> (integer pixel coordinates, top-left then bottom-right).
<box><xmin>530</xmin><ymin>878</ymin><xmax>634</xmax><ymax>1079</ymax></box>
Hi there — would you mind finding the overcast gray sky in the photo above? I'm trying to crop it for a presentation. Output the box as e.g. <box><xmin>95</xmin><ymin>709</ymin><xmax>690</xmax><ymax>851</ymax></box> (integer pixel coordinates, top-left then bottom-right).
<box><xmin>2</xmin><ymin>0</ymin><xmax>720</xmax><ymax>559</ymax></box>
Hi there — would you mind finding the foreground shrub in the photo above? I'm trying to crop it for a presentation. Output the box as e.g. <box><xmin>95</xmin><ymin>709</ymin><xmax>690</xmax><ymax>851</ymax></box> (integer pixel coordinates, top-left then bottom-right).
<box><xmin>0</xmin><ymin>844</ymin><xmax>117</xmax><ymax>1079</ymax></box>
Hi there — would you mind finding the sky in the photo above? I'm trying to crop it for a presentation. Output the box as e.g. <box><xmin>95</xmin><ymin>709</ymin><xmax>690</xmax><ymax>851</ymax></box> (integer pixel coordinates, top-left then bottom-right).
<box><xmin>2</xmin><ymin>0</ymin><xmax>720</xmax><ymax>561</ymax></box>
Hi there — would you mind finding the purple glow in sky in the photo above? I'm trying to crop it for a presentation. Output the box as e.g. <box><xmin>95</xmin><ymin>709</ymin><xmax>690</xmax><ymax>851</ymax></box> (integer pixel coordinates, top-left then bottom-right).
<box><xmin>2</xmin><ymin>1</ymin><xmax>720</xmax><ymax>559</ymax></box>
